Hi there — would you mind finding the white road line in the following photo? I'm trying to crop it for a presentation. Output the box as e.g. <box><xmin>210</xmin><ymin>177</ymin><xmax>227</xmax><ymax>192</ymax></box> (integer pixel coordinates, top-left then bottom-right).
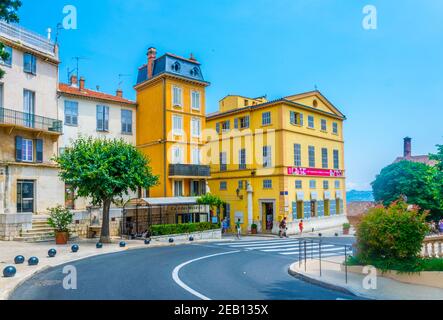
<box><xmin>243</xmin><ymin>243</ymin><xmax>335</xmax><ymax>250</ymax></box>
<box><xmin>261</xmin><ymin>245</ymin><xmax>335</xmax><ymax>252</ymax></box>
<box><xmin>217</xmin><ymin>239</ymin><xmax>301</xmax><ymax>246</ymax></box>
<box><xmin>227</xmin><ymin>241</ymin><xmax>308</xmax><ymax>248</ymax></box>
<box><xmin>172</xmin><ymin>250</ymin><xmax>240</xmax><ymax>300</ymax></box>
<box><xmin>280</xmin><ymin>251</ymin><xmax>345</xmax><ymax>256</ymax></box>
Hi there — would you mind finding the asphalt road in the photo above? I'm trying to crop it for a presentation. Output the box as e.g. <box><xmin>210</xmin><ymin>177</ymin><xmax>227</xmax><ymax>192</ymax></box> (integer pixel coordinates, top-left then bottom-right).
<box><xmin>10</xmin><ymin>237</ymin><xmax>357</xmax><ymax>300</ymax></box>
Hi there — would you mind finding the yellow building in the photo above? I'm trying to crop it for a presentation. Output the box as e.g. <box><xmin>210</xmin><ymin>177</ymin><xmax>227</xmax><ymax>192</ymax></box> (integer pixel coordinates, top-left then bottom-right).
<box><xmin>206</xmin><ymin>91</ymin><xmax>348</xmax><ymax>234</ymax></box>
<box><xmin>135</xmin><ymin>48</ymin><xmax>211</xmax><ymax>198</ymax></box>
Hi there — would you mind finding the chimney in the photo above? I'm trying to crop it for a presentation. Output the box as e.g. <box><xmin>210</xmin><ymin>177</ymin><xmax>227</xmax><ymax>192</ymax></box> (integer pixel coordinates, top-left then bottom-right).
<box><xmin>147</xmin><ymin>47</ymin><xmax>157</xmax><ymax>79</ymax></box>
<box><xmin>189</xmin><ymin>53</ymin><xmax>196</xmax><ymax>61</ymax></box>
<box><xmin>404</xmin><ymin>137</ymin><xmax>412</xmax><ymax>158</ymax></box>
<box><xmin>70</xmin><ymin>74</ymin><xmax>78</xmax><ymax>87</ymax></box>
<box><xmin>79</xmin><ymin>77</ymin><xmax>85</xmax><ymax>90</ymax></box>
<box><xmin>116</xmin><ymin>89</ymin><xmax>123</xmax><ymax>98</ymax></box>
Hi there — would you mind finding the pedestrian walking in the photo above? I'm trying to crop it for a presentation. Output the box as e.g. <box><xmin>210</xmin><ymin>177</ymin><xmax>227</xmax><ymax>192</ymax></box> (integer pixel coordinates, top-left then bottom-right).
<box><xmin>235</xmin><ymin>218</ymin><xmax>241</xmax><ymax>240</ymax></box>
<box><xmin>221</xmin><ymin>217</ymin><xmax>227</xmax><ymax>234</ymax></box>
<box><xmin>279</xmin><ymin>217</ymin><xmax>288</xmax><ymax>238</ymax></box>
<box><xmin>299</xmin><ymin>219</ymin><xmax>304</xmax><ymax>236</ymax></box>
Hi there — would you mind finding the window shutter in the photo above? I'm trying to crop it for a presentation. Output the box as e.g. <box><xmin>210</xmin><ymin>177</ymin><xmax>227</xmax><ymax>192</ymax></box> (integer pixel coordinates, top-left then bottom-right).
<box><xmin>300</xmin><ymin>113</ymin><xmax>304</xmax><ymax>126</ymax></box>
<box><xmin>245</xmin><ymin>116</ymin><xmax>249</xmax><ymax>128</ymax></box>
<box><xmin>15</xmin><ymin>136</ymin><xmax>23</xmax><ymax>162</ymax></box>
<box><xmin>104</xmin><ymin>107</ymin><xmax>109</xmax><ymax>131</ymax></box>
<box><xmin>35</xmin><ymin>139</ymin><xmax>43</xmax><ymax>163</ymax></box>
<box><xmin>234</xmin><ymin>118</ymin><xmax>238</xmax><ymax>129</ymax></box>
<box><xmin>216</xmin><ymin>122</ymin><xmax>220</xmax><ymax>134</ymax></box>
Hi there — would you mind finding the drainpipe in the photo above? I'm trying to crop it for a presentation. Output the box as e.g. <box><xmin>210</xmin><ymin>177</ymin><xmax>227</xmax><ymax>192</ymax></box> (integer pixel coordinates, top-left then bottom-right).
<box><xmin>247</xmin><ymin>182</ymin><xmax>253</xmax><ymax>232</ymax></box>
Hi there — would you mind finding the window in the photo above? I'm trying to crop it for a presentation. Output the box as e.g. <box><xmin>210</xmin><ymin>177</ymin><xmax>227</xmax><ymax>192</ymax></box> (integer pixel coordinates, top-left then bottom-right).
<box><xmin>190</xmin><ymin>67</ymin><xmax>199</xmax><ymax>77</ymax></box>
<box><xmin>322</xmin><ymin>148</ymin><xmax>328</xmax><ymax>169</ymax></box>
<box><xmin>23</xmin><ymin>53</ymin><xmax>36</xmax><ymax>74</ymax></box>
<box><xmin>220</xmin><ymin>152</ymin><xmax>227</xmax><ymax>171</ymax></box>
<box><xmin>323</xmin><ymin>180</ymin><xmax>329</xmax><ymax>190</ymax></box>
<box><xmin>172</xmin><ymin>114</ymin><xmax>183</xmax><ymax>136</ymax></box>
<box><xmin>21</xmin><ymin>138</ymin><xmax>33</xmax><ymax>162</ymax></box>
<box><xmin>308</xmin><ymin>115</ymin><xmax>315</xmax><ymax>129</ymax></box>
<box><xmin>121</xmin><ymin>109</ymin><xmax>133</xmax><ymax>134</ymax></box>
<box><xmin>263</xmin><ymin>179</ymin><xmax>272</xmax><ymax>189</ymax></box>
<box><xmin>308</xmin><ymin>146</ymin><xmax>315</xmax><ymax>168</ymax></box>
<box><xmin>0</xmin><ymin>45</ymin><xmax>12</xmax><ymax>67</ymax></box>
<box><xmin>235</xmin><ymin>116</ymin><xmax>249</xmax><ymax>129</ymax></box>
<box><xmin>191</xmin><ymin>91</ymin><xmax>201</xmax><ymax>110</ymax></box>
<box><xmin>262</xmin><ymin>112</ymin><xmax>271</xmax><ymax>126</ymax></box>
<box><xmin>332</xmin><ymin>122</ymin><xmax>338</xmax><ymax>135</ymax></box>
<box><xmin>238</xmin><ymin>180</ymin><xmax>244</xmax><ymax>190</ymax></box>
<box><xmin>174</xmin><ymin>180</ymin><xmax>183</xmax><ymax>196</ymax></box>
<box><xmin>290</xmin><ymin>111</ymin><xmax>303</xmax><ymax>126</ymax></box>
<box><xmin>15</xmin><ymin>137</ymin><xmax>42</xmax><ymax>163</ymax></box>
<box><xmin>171</xmin><ymin>62</ymin><xmax>181</xmax><ymax>73</ymax></box>
<box><xmin>263</xmin><ymin>146</ymin><xmax>272</xmax><ymax>168</ymax></box>
<box><xmin>335</xmin><ymin>180</ymin><xmax>340</xmax><ymax>189</ymax></box>
<box><xmin>23</xmin><ymin>89</ymin><xmax>35</xmax><ymax>128</ymax></box>
<box><xmin>309</xmin><ymin>180</ymin><xmax>316</xmax><ymax>189</ymax></box>
<box><xmin>220</xmin><ymin>181</ymin><xmax>227</xmax><ymax>190</ymax></box>
<box><xmin>333</xmin><ymin>149</ymin><xmax>340</xmax><ymax>169</ymax></box>
<box><xmin>172</xmin><ymin>146</ymin><xmax>184</xmax><ymax>164</ymax></box>
<box><xmin>172</xmin><ymin>86</ymin><xmax>183</xmax><ymax>106</ymax></box>
<box><xmin>294</xmin><ymin>143</ymin><xmax>301</xmax><ymax>167</ymax></box>
<box><xmin>244</xmin><ymin>99</ymin><xmax>249</xmax><ymax>106</ymax></box>
<box><xmin>64</xmin><ymin>101</ymin><xmax>78</xmax><ymax>126</ymax></box>
<box><xmin>191</xmin><ymin>147</ymin><xmax>201</xmax><ymax>165</ymax></box>
<box><xmin>17</xmin><ymin>180</ymin><xmax>34</xmax><ymax>213</ymax></box>
<box><xmin>191</xmin><ymin>117</ymin><xmax>201</xmax><ymax>137</ymax></box>
<box><xmin>321</xmin><ymin>119</ymin><xmax>327</xmax><ymax>131</ymax></box>
<box><xmin>0</xmin><ymin>83</ymin><xmax>3</xmax><ymax>108</ymax></box>
<box><xmin>96</xmin><ymin>105</ymin><xmax>109</xmax><ymax>131</ymax></box>
<box><xmin>295</xmin><ymin>180</ymin><xmax>302</xmax><ymax>189</ymax></box>
<box><xmin>221</xmin><ymin>120</ymin><xmax>230</xmax><ymax>132</ymax></box>
<box><xmin>239</xmin><ymin>149</ymin><xmax>246</xmax><ymax>169</ymax></box>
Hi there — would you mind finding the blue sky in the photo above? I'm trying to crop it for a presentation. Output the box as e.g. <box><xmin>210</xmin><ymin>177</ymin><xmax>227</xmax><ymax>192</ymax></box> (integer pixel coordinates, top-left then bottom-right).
<box><xmin>18</xmin><ymin>0</ymin><xmax>443</xmax><ymax>190</ymax></box>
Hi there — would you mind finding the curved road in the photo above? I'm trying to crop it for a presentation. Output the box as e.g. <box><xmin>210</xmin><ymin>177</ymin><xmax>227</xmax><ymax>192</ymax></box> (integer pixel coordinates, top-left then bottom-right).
<box><xmin>10</xmin><ymin>238</ymin><xmax>357</xmax><ymax>300</ymax></box>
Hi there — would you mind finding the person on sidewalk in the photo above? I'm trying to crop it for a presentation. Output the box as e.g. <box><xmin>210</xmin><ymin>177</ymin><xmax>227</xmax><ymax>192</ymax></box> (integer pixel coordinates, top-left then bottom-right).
<box><xmin>235</xmin><ymin>218</ymin><xmax>242</xmax><ymax>240</ymax></box>
<box><xmin>279</xmin><ymin>217</ymin><xmax>288</xmax><ymax>238</ymax></box>
<box><xmin>299</xmin><ymin>219</ymin><xmax>304</xmax><ymax>236</ymax></box>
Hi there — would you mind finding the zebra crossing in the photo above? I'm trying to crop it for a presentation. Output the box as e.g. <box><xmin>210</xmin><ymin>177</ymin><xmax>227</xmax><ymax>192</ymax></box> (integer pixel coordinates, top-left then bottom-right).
<box><xmin>216</xmin><ymin>238</ymin><xmax>350</xmax><ymax>259</ymax></box>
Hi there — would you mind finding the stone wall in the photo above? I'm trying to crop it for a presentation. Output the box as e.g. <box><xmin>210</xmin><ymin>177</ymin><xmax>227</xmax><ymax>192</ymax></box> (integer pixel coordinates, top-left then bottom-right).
<box><xmin>0</xmin><ymin>213</ymin><xmax>32</xmax><ymax>240</ymax></box>
<box><xmin>70</xmin><ymin>207</ymin><xmax>123</xmax><ymax>239</ymax></box>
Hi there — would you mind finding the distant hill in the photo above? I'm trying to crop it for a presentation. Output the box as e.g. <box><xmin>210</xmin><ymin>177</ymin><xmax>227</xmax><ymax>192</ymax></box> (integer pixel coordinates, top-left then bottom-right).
<box><xmin>346</xmin><ymin>190</ymin><xmax>374</xmax><ymax>202</ymax></box>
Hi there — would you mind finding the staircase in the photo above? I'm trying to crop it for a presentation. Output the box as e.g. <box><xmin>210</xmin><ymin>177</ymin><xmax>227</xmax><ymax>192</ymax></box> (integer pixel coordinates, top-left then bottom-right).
<box><xmin>13</xmin><ymin>216</ymin><xmax>55</xmax><ymax>242</ymax></box>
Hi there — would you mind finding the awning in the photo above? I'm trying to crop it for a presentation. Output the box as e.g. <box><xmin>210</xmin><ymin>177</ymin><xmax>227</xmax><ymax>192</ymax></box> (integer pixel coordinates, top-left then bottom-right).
<box><xmin>124</xmin><ymin>197</ymin><xmax>200</xmax><ymax>209</ymax></box>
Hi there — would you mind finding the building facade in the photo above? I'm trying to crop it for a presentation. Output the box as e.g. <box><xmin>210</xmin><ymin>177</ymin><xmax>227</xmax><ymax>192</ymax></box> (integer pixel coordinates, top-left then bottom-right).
<box><xmin>135</xmin><ymin>48</ymin><xmax>210</xmax><ymax>198</ymax></box>
<box><xmin>0</xmin><ymin>22</ymin><xmax>64</xmax><ymax>240</ymax></box>
<box><xmin>206</xmin><ymin>91</ymin><xmax>348</xmax><ymax>234</ymax></box>
<box><xmin>58</xmin><ymin>75</ymin><xmax>137</xmax><ymax>210</ymax></box>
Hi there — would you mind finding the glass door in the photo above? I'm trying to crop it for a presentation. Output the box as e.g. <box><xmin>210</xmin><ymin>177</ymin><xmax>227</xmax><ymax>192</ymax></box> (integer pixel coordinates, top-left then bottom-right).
<box><xmin>23</xmin><ymin>89</ymin><xmax>35</xmax><ymax>128</ymax></box>
<box><xmin>17</xmin><ymin>180</ymin><xmax>34</xmax><ymax>213</ymax></box>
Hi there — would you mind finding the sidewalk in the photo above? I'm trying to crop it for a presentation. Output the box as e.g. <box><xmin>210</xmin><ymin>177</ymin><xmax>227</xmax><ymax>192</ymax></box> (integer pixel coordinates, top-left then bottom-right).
<box><xmin>0</xmin><ymin>236</ymin><xmax>228</xmax><ymax>300</ymax></box>
<box><xmin>289</xmin><ymin>256</ymin><xmax>443</xmax><ymax>300</ymax></box>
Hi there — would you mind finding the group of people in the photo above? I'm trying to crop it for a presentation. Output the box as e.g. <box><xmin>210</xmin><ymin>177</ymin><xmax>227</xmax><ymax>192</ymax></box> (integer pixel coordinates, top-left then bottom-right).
<box><xmin>428</xmin><ymin>220</ymin><xmax>443</xmax><ymax>235</ymax></box>
<box><xmin>222</xmin><ymin>216</ymin><xmax>304</xmax><ymax>239</ymax></box>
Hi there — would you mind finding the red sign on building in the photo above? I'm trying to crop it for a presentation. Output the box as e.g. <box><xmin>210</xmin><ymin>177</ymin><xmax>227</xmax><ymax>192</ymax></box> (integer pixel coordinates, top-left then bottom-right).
<box><xmin>287</xmin><ymin>167</ymin><xmax>344</xmax><ymax>177</ymax></box>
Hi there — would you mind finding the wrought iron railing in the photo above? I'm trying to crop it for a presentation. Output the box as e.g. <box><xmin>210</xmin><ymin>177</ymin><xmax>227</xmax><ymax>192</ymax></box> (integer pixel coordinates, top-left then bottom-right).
<box><xmin>0</xmin><ymin>21</ymin><xmax>55</xmax><ymax>56</ymax></box>
<box><xmin>169</xmin><ymin>164</ymin><xmax>211</xmax><ymax>177</ymax></box>
<box><xmin>0</xmin><ymin>107</ymin><xmax>62</xmax><ymax>133</ymax></box>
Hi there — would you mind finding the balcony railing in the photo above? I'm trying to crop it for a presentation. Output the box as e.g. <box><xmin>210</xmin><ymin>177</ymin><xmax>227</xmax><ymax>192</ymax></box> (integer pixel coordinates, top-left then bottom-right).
<box><xmin>169</xmin><ymin>164</ymin><xmax>211</xmax><ymax>177</ymax></box>
<box><xmin>0</xmin><ymin>107</ymin><xmax>62</xmax><ymax>134</ymax></box>
<box><xmin>0</xmin><ymin>21</ymin><xmax>56</xmax><ymax>57</ymax></box>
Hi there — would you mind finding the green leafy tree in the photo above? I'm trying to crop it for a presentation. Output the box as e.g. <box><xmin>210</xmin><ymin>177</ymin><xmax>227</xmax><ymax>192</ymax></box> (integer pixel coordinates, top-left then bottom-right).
<box><xmin>356</xmin><ymin>200</ymin><xmax>428</xmax><ymax>268</ymax></box>
<box><xmin>55</xmin><ymin>138</ymin><xmax>159</xmax><ymax>243</ymax></box>
<box><xmin>197</xmin><ymin>193</ymin><xmax>225</xmax><ymax>221</ymax></box>
<box><xmin>371</xmin><ymin>160</ymin><xmax>441</xmax><ymax>220</ymax></box>
<box><xmin>430</xmin><ymin>143</ymin><xmax>443</xmax><ymax>218</ymax></box>
<box><xmin>0</xmin><ymin>0</ymin><xmax>22</xmax><ymax>78</ymax></box>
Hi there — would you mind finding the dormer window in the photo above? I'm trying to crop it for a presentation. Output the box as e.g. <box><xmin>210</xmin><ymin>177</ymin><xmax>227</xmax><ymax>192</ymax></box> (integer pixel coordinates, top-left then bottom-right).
<box><xmin>171</xmin><ymin>62</ymin><xmax>181</xmax><ymax>73</ymax></box>
<box><xmin>190</xmin><ymin>67</ymin><xmax>199</xmax><ymax>77</ymax></box>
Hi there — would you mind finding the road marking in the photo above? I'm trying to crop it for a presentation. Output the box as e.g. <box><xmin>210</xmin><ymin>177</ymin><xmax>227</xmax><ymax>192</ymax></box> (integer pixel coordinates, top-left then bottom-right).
<box><xmin>261</xmin><ymin>245</ymin><xmax>334</xmax><ymax>252</ymax></box>
<box><xmin>172</xmin><ymin>250</ymin><xmax>240</xmax><ymax>300</ymax></box>
<box><xmin>217</xmin><ymin>239</ymin><xmax>299</xmax><ymax>246</ymax></box>
<box><xmin>244</xmin><ymin>243</ymin><xmax>335</xmax><ymax>250</ymax></box>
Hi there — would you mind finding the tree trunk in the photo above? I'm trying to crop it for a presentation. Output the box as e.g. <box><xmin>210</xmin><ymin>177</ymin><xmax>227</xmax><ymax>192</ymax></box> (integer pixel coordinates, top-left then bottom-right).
<box><xmin>100</xmin><ymin>199</ymin><xmax>112</xmax><ymax>243</ymax></box>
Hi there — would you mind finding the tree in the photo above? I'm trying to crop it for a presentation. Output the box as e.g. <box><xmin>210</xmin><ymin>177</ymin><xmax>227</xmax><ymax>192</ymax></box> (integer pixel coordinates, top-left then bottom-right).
<box><xmin>197</xmin><ymin>193</ymin><xmax>225</xmax><ymax>221</ymax></box>
<box><xmin>430</xmin><ymin>143</ymin><xmax>443</xmax><ymax>218</ymax></box>
<box><xmin>371</xmin><ymin>160</ymin><xmax>442</xmax><ymax>221</ymax></box>
<box><xmin>0</xmin><ymin>0</ymin><xmax>22</xmax><ymax>79</ymax></box>
<box><xmin>55</xmin><ymin>138</ymin><xmax>159</xmax><ymax>243</ymax></box>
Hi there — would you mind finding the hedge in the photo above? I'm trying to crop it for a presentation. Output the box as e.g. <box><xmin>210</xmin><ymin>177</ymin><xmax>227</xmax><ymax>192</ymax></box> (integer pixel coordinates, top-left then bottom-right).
<box><xmin>151</xmin><ymin>222</ymin><xmax>221</xmax><ymax>236</ymax></box>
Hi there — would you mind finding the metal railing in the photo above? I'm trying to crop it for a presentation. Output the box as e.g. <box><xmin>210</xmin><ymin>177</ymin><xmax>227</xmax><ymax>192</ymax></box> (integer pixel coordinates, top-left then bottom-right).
<box><xmin>296</xmin><ymin>238</ymin><xmax>354</xmax><ymax>284</ymax></box>
<box><xmin>0</xmin><ymin>107</ymin><xmax>62</xmax><ymax>133</ymax></box>
<box><xmin>169</xmin><ymin>164</ymin><xmax>211</xmax><ymax>177</ymax></box>
<box><xmin>0</xmin><ymin>21</ymin><xmax>55</xmax><ymax>56</ymax></box>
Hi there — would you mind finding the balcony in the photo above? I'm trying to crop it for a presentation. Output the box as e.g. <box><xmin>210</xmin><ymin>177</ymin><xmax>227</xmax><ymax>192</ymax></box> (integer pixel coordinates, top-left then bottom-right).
<box><xmin>0</xmin><ymin>21</ymin><xmax>56</xmax><ymax>57</ymax></box>
<box><xmin>169</xmin><ymin>164</ymin><xmax>211</xmax><ymax>178</ymax></box>
<box><xmin>0</xmin><ymin>107</ymin><xmax>62</xmax><ymax>135</ymax></box>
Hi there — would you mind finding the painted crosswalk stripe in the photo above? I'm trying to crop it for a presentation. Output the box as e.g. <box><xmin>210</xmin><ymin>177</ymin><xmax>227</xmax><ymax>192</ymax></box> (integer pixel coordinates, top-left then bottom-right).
<box><xmin>280</xmin><ymin>251</ymin><xmax>345</xmax><ymax>256</ymax></box>
<box><xmin>243</xmin><ymin>243</ymin><xmax>336</xmax><ymax>250</ymax></box>
<box><xmin>261</xmin><ymin>245</ymin><xmax>335</xmax><ymax>252</ymax></box>
<box><xmin>217</xmin><ymin>239</ymin><xmax>303</xmax><ymax>246</ymax></box>
<box><xmin>226</xmin><ymin>240</ymin><xmax>314</xmax><ymax>248</ymax></box>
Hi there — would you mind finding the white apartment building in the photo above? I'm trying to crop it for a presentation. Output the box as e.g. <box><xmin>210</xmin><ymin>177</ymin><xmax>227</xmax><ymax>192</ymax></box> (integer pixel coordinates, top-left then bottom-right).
<box><xmin>0</xmin><ymin>21</ymin><xmax>64</xmax><ymax>240</ymax></box>
<box><xmin>57</xmin><ymin>75</ymin><xmax>137</xmax><ymax>210</ymax></box>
